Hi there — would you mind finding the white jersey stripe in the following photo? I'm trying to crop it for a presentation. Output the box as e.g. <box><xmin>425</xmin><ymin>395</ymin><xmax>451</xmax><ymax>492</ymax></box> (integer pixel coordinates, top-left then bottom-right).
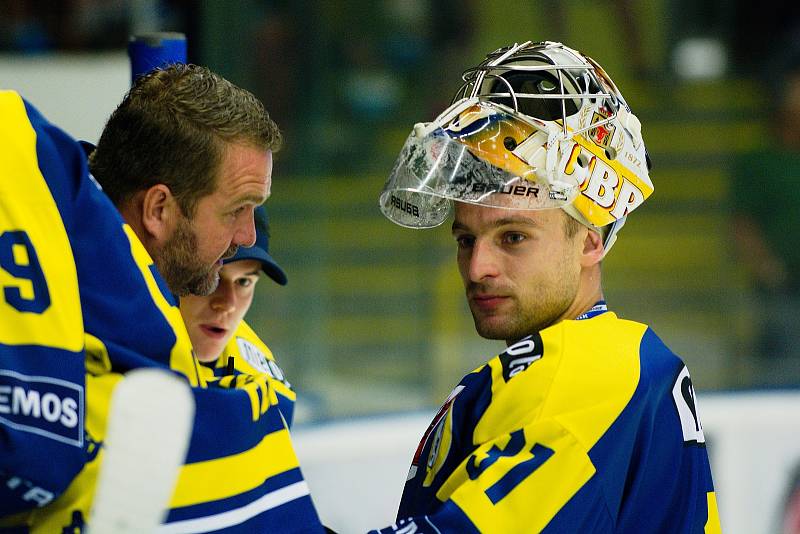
<box><xmin>157</xmin><ymin>481</ymin><xmax>311</xmax><ymax>533</ymax></box>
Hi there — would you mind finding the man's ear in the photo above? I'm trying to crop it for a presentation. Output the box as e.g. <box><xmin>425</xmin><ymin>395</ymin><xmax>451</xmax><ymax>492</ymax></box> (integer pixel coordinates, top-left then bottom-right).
<box><xmin>581</xmin><ymin>228</ymin><xmax>605</xmax><ymax>267</ymax></box>
<box><xmin>141</xmin><ymin>184</ymin><xmax>180</xmax><ymax>244</ymax></box>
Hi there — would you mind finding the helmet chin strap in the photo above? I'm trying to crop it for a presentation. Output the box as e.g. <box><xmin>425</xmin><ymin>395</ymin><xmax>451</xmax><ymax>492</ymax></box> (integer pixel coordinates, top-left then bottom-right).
<box><xmin>600</xmin><ymin>217</ymin><xmax>626</xmax><ymax>257</ymax></box>
<box><xmin>561</xmin><ymin>204</ymin><xmax>626</xmax><ymax>258</ymax></box>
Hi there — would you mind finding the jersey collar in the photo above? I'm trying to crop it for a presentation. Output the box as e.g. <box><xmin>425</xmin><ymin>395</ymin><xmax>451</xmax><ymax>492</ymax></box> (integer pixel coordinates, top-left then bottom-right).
<box><xmin>575</xmin><ymin>300</ymin><xmax>608</xmax><ymax>321</ymax></box>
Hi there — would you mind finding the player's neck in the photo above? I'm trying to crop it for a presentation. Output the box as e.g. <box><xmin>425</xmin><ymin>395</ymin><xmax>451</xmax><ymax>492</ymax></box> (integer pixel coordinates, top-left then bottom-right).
<box><xmin>560</xmin><ymin>266</ymin><xmax>604</xmax><ymax>322</ymax></box>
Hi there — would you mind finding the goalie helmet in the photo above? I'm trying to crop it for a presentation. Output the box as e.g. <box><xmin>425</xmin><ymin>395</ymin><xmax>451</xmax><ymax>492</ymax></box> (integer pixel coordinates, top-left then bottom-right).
<box><xmin>379</xmin><ymin>40</ymin><xmax>653</xmax><ymax>254</ymax></box>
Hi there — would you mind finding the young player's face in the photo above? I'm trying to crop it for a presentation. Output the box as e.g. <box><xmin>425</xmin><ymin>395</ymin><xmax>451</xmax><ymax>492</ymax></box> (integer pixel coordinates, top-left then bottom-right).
<box><xmin>180</xmin><ymin>259</ymin><xmax>261</xmax><ymax>362</ymax></box>
<box><xmin>452</xmin><ymin>203</ymin><xmax>585</xmax><ymax>343</ymax></box>
<box><xmin>161</xmin><ymin>143</ymin><xmax>272</xmax><ymax>296</ymax></box>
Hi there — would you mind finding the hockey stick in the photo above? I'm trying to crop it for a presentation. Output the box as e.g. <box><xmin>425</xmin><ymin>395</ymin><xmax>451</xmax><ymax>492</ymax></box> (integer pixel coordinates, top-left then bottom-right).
<box><xmin>87</xmin><ymin>368</ymin><xmax>195</xmax><ymax>534</ymax></box>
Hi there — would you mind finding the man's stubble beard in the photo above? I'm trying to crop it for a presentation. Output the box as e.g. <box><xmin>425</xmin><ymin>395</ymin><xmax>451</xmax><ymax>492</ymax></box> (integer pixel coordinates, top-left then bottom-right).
<box><xmin>468</xmin><ymin>287</ymin><xmax>571</xmax><ymax>342</ymax></box>
<box><xmin>156</xmin><ymin>217</ymin><xmax>237</xmax><ymax>297</ymax></box>
<box><xmin>467</xmin><ymin>253</ymin><xmax>580</xmax><ymax>343</ymax></box>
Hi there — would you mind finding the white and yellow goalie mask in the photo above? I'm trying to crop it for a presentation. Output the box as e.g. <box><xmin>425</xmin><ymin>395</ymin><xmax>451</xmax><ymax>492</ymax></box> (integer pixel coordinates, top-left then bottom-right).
<box><xmin>379</xmin><ymin>40</ymin><xmax>654</xmax><ymax>254</ymax></box>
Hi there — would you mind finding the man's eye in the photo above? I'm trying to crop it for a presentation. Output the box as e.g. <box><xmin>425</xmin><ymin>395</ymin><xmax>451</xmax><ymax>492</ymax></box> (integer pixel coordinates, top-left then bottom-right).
<box><xmin>455</xmin><ymin>235</ymin><xmax>474</xmax><ymax>248</ymax></box>
<box><xmin>236</xmin><ymin>278</ymin><xmax>253</xmax><ymax>288</ymax></box>
<box><xmin>504</xmin><ymin>233</ymin><xmax>526</xmax><ymax>244</ymax></box>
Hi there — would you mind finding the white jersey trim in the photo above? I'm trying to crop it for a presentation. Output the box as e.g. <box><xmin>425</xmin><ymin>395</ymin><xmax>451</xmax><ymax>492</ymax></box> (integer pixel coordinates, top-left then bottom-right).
<box><xmin>156</xmin><ymin>481</ymin><xmax>310</xmax><ymax>533</ymax></box>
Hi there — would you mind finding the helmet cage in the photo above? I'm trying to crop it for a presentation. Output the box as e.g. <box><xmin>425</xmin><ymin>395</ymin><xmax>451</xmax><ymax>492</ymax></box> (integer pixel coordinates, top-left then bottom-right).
<box><xmin>454</xmin><ymin>41</ymin><xmax>625</xmax><ymax>143</ymax></box>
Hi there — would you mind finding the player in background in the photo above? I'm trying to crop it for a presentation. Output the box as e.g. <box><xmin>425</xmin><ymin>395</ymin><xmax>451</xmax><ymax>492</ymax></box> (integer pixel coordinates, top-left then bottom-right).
<box><xmin>0</xmin><ymin>65</ymin><xmax>325</xmax><ymax>532</ymax></box>
<box><xmin>180</xmin><ymin>205</ymin><xmax>297</xmax><ymax>426</ymax></box>
<box><xmin>372</xmin><ymin>41</ymin><xmax>721</xmax><ymax>533</ymax></box>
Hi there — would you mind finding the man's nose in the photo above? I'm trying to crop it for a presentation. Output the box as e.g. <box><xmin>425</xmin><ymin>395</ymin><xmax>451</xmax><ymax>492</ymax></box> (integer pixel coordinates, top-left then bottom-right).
<box><xmin>468</xmin><ymin>240</ymin><xmax>500</xmax><ymax>282</ymax></box>
<box><xmin>233</xmin><ymin>210</ymin><xmax>257</xmax><ymax>247</ymax></box>
<box><xmin>209</xmin><ymin>283</ymin><xmax>236</xmax><ymax>314</ymax></box>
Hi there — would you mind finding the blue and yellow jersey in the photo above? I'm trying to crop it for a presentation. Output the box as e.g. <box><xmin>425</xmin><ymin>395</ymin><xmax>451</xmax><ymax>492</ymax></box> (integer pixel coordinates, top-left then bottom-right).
<box><xmin>31</xmin><ymin>372</ymin><xmax>320</xmax><ymax>533</ymax></box>
<box><xmin>0</xmin><ymin>91</ymin><xmax>323</xmax><ymax>532</ymax></box>
<box><xmin>373</xmin><ymin>309</ymin><xmax>721</xmax><ymax>533</ymax></box>
<box><xmin>203</xmin><ymin>320</ymin><xmax>296</xmax><ymax>427</ymax></box>
<box><xmin>0</xmin><ymin>90</ymin><xmax>90</xmax><ymax>517</ymax></box>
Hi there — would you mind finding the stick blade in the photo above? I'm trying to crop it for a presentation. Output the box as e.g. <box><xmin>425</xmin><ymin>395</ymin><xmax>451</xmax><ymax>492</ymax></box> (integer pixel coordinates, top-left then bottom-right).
<box><xmin>88</xmin><ymin>368</ymin><xmax>195</xmax><ymax>534</ymax></box>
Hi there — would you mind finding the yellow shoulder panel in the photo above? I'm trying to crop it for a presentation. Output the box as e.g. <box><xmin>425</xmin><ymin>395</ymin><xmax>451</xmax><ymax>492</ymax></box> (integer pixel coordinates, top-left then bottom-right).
<box><xmin>474</xmin><ymin>313</ymin><xmax>645</xmax><ymax>451</ymax></box>
<box><xmin>0</xmin><ymin>91</ymin><xmax>82</xmax><ymax>351</ymax></box>
<box><xmin>541</xmin><ymin>313</ymin><xmax>645</xmax><ymax>449</ymax></box>
<box><xmin>121</xmin><ymin>225</ymin><xmax>202</xmax><ymax>387</ymax></box>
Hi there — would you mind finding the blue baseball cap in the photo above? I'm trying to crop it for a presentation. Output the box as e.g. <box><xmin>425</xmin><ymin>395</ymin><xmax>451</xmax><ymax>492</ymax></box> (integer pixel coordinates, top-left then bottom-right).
<box><xmin>225</xmin><ymin>205</ymin><xmax>287</xmax><ymax>285</ymax></box>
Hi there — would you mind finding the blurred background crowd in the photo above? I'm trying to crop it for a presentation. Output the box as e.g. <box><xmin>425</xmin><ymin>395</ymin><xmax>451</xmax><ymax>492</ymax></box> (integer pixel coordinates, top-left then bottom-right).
<box><xmin>2</xmin><ymin>0</ymin><xmax>800</xmax><ymax>423</ymax></box>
